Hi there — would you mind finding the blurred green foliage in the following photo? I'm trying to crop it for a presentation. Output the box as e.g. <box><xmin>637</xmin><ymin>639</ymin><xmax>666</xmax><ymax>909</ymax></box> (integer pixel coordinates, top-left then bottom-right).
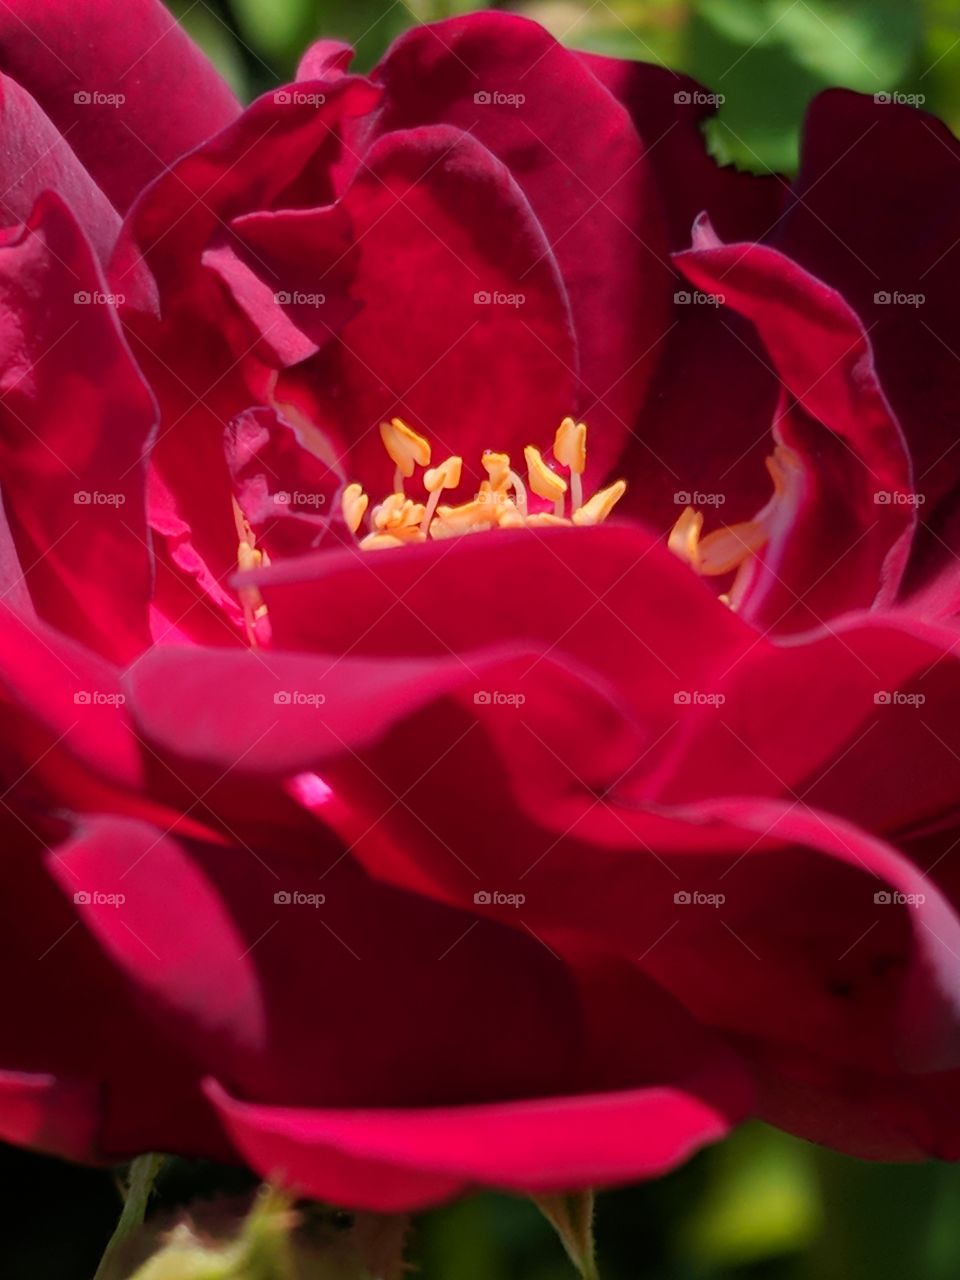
<box><xmin>167</xmin><ymin>0</ymin><xmax>960</xmax><ymax>171</ymax></box>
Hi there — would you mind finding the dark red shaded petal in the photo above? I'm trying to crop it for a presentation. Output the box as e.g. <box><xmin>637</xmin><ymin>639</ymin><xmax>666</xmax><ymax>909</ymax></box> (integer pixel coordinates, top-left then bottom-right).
<box><xmin>0</xmin><ymin>0</ymin><xmax>240</xmax><ymax>212</ymax></box>
<box><xmin>0</xmin><ymin>818</ymin><xmax>225</xmax><ymax>1164</ymax></box>
<box><xmin>775</xmin><ymin>91</ymin><xmax>960</xmax><ymax>513</ymax></box>
<box><xmin>112</xmin><ymin>75</ymin><xmax>379</xmax><ymax>314</ymax></box>
<box><xmin>677</xmin><ymin>220</ymin><xmax>914</xmax><ymax>630</ymax></box>
<box><xmin>0</xmin><ymin>193</ymin><xmax>155</xmax><ymax>662</ymax></box>
<box><xmin>0</xmin><ymin>1070</ymin><xmax>98</xmax><ymax>1162</ymax></box>
<box><xmin>772</xmin><ymin>91</ymin><xmax>960</xmax><ymax>607</ymax></box>
<box><xmin>225</xmin><ymin>406</ymin><xmax>345</xmax><ymax>560</ymax></box>
<box><xmin>0</xmin><ymin>73</ymin><xmax>120</xmax><ymax>264</ymax></box>
<box><xmin>640</xmin><ymin>610</ymin><xmax>960</xmax><ymax>838</ymax></box>
<box><xmin>271</xmin><ymin>125</ymin><xmax>579</xmax><ymax>495</ymax></box>
<box><xmin>43</xmin><ymin>808</ymin><xmax>753</xmax><ymax>1209</ymax></box>
<box><xmin>745</xmin><ymin>1038</ymin><xmax>960</xmax><ymax>1162</ymax></box>
<box><xmin>0</xmin><ymin>603</ymin><xmax>142</xmax><ymax>793</ymax></box>
<box><xmin>576</xmin><ymin>56</ymin><xmax>786</xmax><ymax>249</ymax></box>
<box><xmin>240</xmin><ymin>523</ymin><xmax>753</xmax><ymax>710</ymax></box>
<box><xmin>615</xmin><ymin>302</ymin><xmax>779</xmax><ymax>534</ymax></box>
<box><xmin>111</xmin><ymin>77</ymin><xmax>380</xmax><ymax>624</ymax></box>
<box><xmin>370</xmin><ymin>11</ymin><xmax>675</xmax><ymax>484</ymax></box>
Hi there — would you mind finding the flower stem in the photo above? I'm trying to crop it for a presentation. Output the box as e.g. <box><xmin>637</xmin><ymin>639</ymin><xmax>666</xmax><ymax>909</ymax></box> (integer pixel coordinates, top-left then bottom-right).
<box><xmin>93</xmin><ymin>1153</ymin><xmax>165</xmax><ymax>1280</ymax></box>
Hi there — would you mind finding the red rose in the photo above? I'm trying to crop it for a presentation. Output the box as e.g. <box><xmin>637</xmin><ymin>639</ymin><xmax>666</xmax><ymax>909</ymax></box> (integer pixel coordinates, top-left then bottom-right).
<box><xmin>0</xmin><ymin>0</ymin><xmax>959</xmax><ymax>1214</ymax></box>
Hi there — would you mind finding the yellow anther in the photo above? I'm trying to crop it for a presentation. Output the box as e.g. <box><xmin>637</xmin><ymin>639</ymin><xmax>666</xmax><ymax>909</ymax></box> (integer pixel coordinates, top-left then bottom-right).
<box><xmin>524</xmin><ymin>445</ymin><xmax>568</xmax><ymax>505</ymax></box>
<box><xmin>696</xmin><ymin>522</ymin><xmax>770</xmax><ymax>575</ymax></box>
<box><xmin>667</xmin><ymin>506</ymin><xmax>704</xmax><ymax>566</ymax></box>
<box><xmin>572</xmin><ymin>479</ymin><xmax>627</xmax><ymax>526</ymax></box>
<box><xmin>341</xmin><ymin>482</ymin><xmax>368</xmax><ymax>535</ymax></box>
<box><xmin>481</xmin><ymin>451</ymin><xmax>512</xmax><ymax>492</ymax></box>
<box><xmin>668</xmin><ymin>444</ymin><xmax>802</xmax><ymax>582</ymax></box>
<box><xmin>431</xmin><ymin>497</ymin><xmax>504</xmax><ymax>539</ymax></box>
<box><xmin>379</xmin><ymin>418</ymin><xmax>431</xmax><ymax>479</ymax></box>
<box><xmin>359</xmin><ymin>532</ymin><xmax>410</xmax><ymax>551</ymax></box>
<box><xmin>554</xmin><ymin>417</ymin><xmax>587</xmax><ymax>475</ymax></box>
<box><xmin>237</xmin><ymin>539</ymin><xmax>263</xmax><ymax>573</ymax></box>
<box><xmin>501</xmin><ymin>510</ymin><xmax>571</xmax><ymax>529</ymax></box>
<box><xmin>338</xmin><ymin>415</ymin><xmax>626</xmax><ymax>551</ymax></box>
<box><xmin>372</xmin><ymin>492</ymin><xmax>426</xmax><ymax>542</ymax></box>
<box><xmin>424</xmin><ymin>455</ymin><xmax>463</xmax><ymax>494</ymax></box>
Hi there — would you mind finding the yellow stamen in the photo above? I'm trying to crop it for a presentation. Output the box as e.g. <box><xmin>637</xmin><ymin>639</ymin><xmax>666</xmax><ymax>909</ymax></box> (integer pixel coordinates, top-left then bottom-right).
<box><xmin>667</xmin><ymin>505</ymin><xmax>704</xmax><ymax>565</ymax></box>
<box><xmin>232</xmin><ymin>497</ymin><xmax>268</xmax><ymax>647</ymax></box>
<box><xmin>424</xmin><ymin>456</ymin><xmax>463</xmax><ymax>494</ymax></box>
<box><xmin>524</xmin><ymin>445</ymin><xmax>568</xmax><ymax>514</ymax></box>
<box><xmin>380</xmin><ymin>418</ymin><xmax>431</xmax><ymax>490</ymax></box>
<box><xmin>573</xmin><ymin>479</ymin><xmax>627</xmax><ymax>526</ymax></box>
<box><xmin>555</xmin><ymin>416</ymin><xmax>587</xmax><ymax>509</ymax></box>
<box><xmin>481</xmin><ymin>451</ymin><xmax>512</xmax><ymax>492</ymax></box>
<box><xmin>338</xmin><ymin>418</ymin><xmax>627</xmax><ymax>549</ymax></box>
<box><xmin>422</xmin><ymin>455</ymin><xmax>463</xmax><ymax>533</ymax></box>
<box><xmin>341</xmin><ymin>482</ymin><xmax>368</xmax><ymax>535</ymax></box>
<box><xmin>371</xmin><ymin>492</ymin><xmax>426</xmax><ymax>542</ymax></box>
<box><xmin>359</xmin><ymin>532</ymin><xmax>408</xmax><ymax>551</ymax></box>
<box><xmin>667</xmin><ymin>444</ymin><xmax>803</xmax><ymax>603</ymax></box>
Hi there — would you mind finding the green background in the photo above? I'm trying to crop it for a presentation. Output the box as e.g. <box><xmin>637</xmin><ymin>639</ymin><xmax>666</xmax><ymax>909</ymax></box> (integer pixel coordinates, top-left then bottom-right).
<box><xmin>6</xmin><ymin>1</ymin><xmax>958</xmax><ymax>1276</ymax></box>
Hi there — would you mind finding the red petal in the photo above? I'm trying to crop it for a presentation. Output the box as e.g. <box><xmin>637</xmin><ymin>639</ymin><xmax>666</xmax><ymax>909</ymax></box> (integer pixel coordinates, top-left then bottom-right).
<box><xmin>0</xmin><ymin>0</ymin><xmax>239</xmax><ymax>211</ymax></box>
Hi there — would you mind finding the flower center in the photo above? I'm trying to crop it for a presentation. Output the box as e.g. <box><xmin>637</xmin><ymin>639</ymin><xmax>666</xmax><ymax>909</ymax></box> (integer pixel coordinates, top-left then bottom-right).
<box><xmin>341</xmin><ymin>417</ymin><xmax>627</xmax><ymax>551</ymax></box>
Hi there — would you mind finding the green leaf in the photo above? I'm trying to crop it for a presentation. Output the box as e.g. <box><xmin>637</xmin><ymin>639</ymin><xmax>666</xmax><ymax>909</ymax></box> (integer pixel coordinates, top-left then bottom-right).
<box><xmin>532</xmin><ymin>1192</ymin><xmax>600</xmax><ymax>1280</ymax></box>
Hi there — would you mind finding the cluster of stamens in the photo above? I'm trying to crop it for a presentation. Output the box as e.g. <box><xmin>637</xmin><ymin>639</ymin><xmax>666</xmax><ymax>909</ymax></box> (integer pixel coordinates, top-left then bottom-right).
<box><xmin>342</xmin><ymin>417</ymin><xmax>627</xmax><ymax>551</ymax></box>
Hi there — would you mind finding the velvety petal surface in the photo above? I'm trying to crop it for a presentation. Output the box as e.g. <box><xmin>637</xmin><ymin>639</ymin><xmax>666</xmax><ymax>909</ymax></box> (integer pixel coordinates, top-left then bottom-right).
<box><xmin>0</xmin><ymin>0</ymin><xmax>240</xmax><ymax>211</ymax></box>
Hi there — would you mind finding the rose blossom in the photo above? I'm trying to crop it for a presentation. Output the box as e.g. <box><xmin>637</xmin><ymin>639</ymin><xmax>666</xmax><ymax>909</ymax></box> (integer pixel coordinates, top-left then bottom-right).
<box><xmin>0</xmin><ymin>0</ymin><xmax>958</xmax><ymax>1214</ymax></box>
